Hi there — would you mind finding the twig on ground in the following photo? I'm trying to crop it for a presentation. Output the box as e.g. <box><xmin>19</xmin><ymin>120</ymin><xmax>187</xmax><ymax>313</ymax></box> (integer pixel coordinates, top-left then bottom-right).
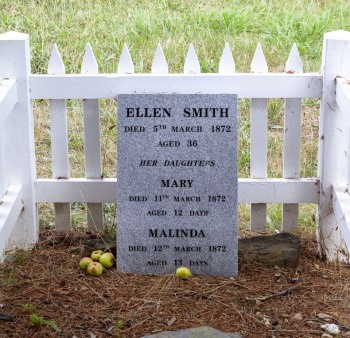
<box><xmin>245</xmin><ymin>285</ymin><xmax>300</xmax><ymax>301</ymax></box>
<box><xmin>73</xmin><ymin>325</ymin><xmax>113</xmax><ymax>336</ymax></box>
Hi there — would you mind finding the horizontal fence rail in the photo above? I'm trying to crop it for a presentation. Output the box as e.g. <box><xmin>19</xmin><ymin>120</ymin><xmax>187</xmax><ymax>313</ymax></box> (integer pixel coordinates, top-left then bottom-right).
<box><xmin>35</xmin><ymin>178</ymin><xmax>320</xmax><ymax>204</ymax></box>
<box><xmin>30</xmin><ymin>73</ymin><xmax>323</xmax><ymax>99</ymax></box>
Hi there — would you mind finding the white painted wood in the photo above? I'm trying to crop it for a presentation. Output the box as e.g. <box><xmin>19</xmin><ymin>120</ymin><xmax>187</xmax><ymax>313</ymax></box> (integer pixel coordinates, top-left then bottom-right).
<box><xmin>0</xmin><ymin>79</ymin><xmax>17</xmax><ymax>199</ymax></box>
<box><xmin>0</xmin><ymin>32</ymin><xmax>38</xmax><ymax>251</ymax></box>
<box><xmin>81</xmin><ymin>43</ymin><xmax>98</xmax><ymax>74</ymax></box>
<box><xmin>184</xmin><ymin>44</ymin><xmax>201</xmax><ymax>74</ymax></box>
<box><xmin>49</xmin><ymin>101</ymin><xmax>69</xmax><ymax>177</ymax></box>
<box><xmin>336</xmin><ymin>77</ymin><xmax>350</xmax><ymax>126</ymax></box>
<box><xmin>318</xmin><ymin>30</ymin><xmax>350</xmax><ymax>262</ymax></box>
<box><xmin>0</xmin><ymin>79</ymin><xmax>17</xmax><ymax>130</ymax></box>
<box><xmin>0</xmin><ymin>139</ymin><xmax>4</xmax><ymax>201</ymax></box>
<box><xmin>332</xmin><ymin>185</ymin><xmax>350</xmax><ymax>258</ymax></box>
<box><xmin>335</xmin><ymin>78</ymin><xmax>350</xmax><ymax>190</ymax></box>
<box><xmin>151</xmin><ymin>44</ymin><xmax>168</xmax><ymax>74</ymax></box>
<box><xmin>348</xmin><ymin>128</ymin><xmax>350</xmax><ymax>192</ymax></box>
<box><xmin>29</xmin><ymin>73</ymin><xmax>322</xmax><ymax>99</ymax></box>
<box><xmin>36</xmin><ymin>178</ymin><xmax>117</xmax><ymax>202</ymax></box>
<box><xmin>0</xmin><ymin>185</ymin><xmax>23</xmax><ymax>262</ymax></box>
<box><xmin>250</xmin><ymin>99</ymin><xmax>268</xmax><ymax>178</ymax></box>
<box><xmin>82</xmin><ymin>44</ymin><xmax>103</xmax><ymax>231</ymax></box>
<box><xmin>48</xmin><ymin>44</ymin><xmax>65</xmax><ymax>75</ymax></box>
<box><xmin>283</xmin><ymin>44</ymin><xmax>303</xmax><ymax>233</ymax></box>
<box><xmin>219</xmin><ymin>43</ymin><xmax>235</xmax><ymax>74</ymax></box>
<box><xmin>285</xmin><ymin>43</ymin><xmax>303</xmax><ymax>73</ymax></box>
<box><xmin>239</xmin><ymin>178</ymin><xmax>319</xmax><ymax>203</ymax></box>
<box><xmin>35</xmin><ymin>178</ymin><xmax>319</xmax><ymax>204</ymax></box>
<box><xmin>250</xmin><ymin>44</ymin><xmax>268</xmax><ymax>232</ymax></box>
<box><xmin>251</xmin><ymin>43</ymin><xmax>268</xmax><ymax>73</ymax></box>
<box><xmin>117</xmin><ymin>44</ymin><xmax>134</xmax><ymax>74</ymax></box>
<box><xmin>82</xmin><ymin>99</ymin><xmax>101</xmax><ymax>178</ymax></box>
<box><xmin>48</xmin><ymin>44</ymin><xmax>71</xmax><ymax>231</ymax></box>
<box><xmin>283</xmin><ymin>101</ymin><xmax>302</xmax><ymax>178</ymax></box>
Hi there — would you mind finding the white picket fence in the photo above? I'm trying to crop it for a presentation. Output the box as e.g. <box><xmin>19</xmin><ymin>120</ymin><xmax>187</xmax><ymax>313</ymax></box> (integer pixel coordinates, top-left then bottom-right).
<box><xmin>0</xmin><ymin>30</ymin><xmax>349</xmax><ymax>263</ymax></box>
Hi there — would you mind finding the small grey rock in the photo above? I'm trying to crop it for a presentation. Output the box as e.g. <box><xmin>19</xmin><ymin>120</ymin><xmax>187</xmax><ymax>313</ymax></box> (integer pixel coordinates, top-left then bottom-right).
<box><xmin>291</xmin><ymin>313</ymin><xmax>303</xmax><ymax>322</ymax></box>
<box><xmin>321</xmin><ymin>323</ymin><xmax>339</xmax><ymax>335</ymax></box>
<box><xmin>321</xmin><ymin>334</ymin><xmax>333</xmax><ymax>338</ymax></box>
<box><xmin>344</xmin><ymin>331</ymin><xmax>350</xmax><ymax>337</ymax></box>
<box><xmin>0</xmin><ymin>313</ymin><xmax>14</xmax><ymax>321</ymax></box>
<box><xmin>227</xmin><ymin>333</ymin><xmax>244</xmax><ymax>338</ymax></box>
<box><xmin>305</xmin><ymin>321</ymin><xmax>315</xmax><ymax>326</ymax></box>
<box><xmin>141</xmin><ymin>326</ymin><xmax>244</xmax><ymax>338</ymax></box>
<box><xmin>317</xmin><ymin>313</ymin><xmax>332</xmax><ymax>320</ymax></box>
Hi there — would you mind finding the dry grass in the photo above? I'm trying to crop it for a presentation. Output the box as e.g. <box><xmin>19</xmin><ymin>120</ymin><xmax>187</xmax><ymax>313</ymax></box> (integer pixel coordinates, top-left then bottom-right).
<box><xmin>0</xmin><ymin>230</ymin><xmax>349</xmax><ymax>338</ymax></box>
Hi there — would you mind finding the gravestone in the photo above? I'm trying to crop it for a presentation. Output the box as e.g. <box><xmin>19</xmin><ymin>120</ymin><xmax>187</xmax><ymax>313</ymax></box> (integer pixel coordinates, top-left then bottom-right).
<box><xmin>117</xmin><ymin>94</ymin><xmax>238</xmax><ymax>276</ymax></box>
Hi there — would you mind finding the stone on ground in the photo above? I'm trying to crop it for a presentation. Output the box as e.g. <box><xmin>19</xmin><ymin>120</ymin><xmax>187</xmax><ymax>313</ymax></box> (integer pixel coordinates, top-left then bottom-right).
<box><xmin>141</xmin><ymin>326</ymin><xmax>243</xmax><ymax>338</ymax></box>
<box><xmin>238</xmin><ymin>233</ymin><xmax>301</xmax><ymax>267</ymax></box>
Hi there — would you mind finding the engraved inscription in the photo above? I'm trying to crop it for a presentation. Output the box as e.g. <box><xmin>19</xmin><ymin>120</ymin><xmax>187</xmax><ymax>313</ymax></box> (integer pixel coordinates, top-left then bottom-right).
<box><xmin>117</xmin><ymin>94</ymin><xmax>238</xmax><ymax>277</ymax></box>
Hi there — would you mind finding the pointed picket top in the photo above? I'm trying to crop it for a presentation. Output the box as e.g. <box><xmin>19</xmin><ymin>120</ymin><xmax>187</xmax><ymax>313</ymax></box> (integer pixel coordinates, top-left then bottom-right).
<box><xmin>117</xmin><ymin>44</ymin><xmax>134</xmax><ymax>74</ymax></box>
<box><xmin>81</xmin><ymin>43</ymin><xmax>98</xmax><ymax>74</ymax></box>
<box><xmin>251</xmin><ymin>43</ymin><xmax>268</xmax><ymax>73</ymax></box>
<box><xmin>184</xmin><ymin>44</ymin><xmax>201</xmax><ymax>74</ymax></box>
<box><xmin>48</xmin><ymin>44</ymin><xmax>65</xmax><ymax>75</ymax></box>
<box><xmin>285</xmin><ymin>43</ymin><xmax>303</xmax><ymax>73</ymax></box>
<box><xmin>151</xmin><ymin>44</ymin><xmax>168</xmax><ymax>74</ymax></box>
<box><xmin>219</xmin><ymin>43</ymin><xmax>235</xmax><ymax>74</ymax></box>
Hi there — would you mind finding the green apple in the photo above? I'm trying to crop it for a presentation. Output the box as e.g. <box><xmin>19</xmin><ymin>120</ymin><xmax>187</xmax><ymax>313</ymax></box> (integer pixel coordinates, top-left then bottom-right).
<box><xmin>86</xmin><ymin>262</ymin><xmax>103</xmax><ymax>277</ymax></box>
<box><xmin>91</xmin><ymin>250</ymin><xmax>104</xmax><ymax>261</ymax></box>
<box><xmin>99</xmin><ymin>252</ymin><xmax>115</xmax><ymax>268</ymax></box>
<box><xmin>175</xmin><ymin>266</ymin><xmax>191</xmax><ymax>279</ymax></box>
<box><xmin>79</xmin><ymin>257</ymin><xmax>93</xmax><ymax>270</ymax></box>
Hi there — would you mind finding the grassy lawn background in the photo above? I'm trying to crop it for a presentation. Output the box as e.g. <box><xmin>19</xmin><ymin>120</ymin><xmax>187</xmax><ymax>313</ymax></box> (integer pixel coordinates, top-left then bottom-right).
<box><xmin>0</xmin><ymin>0</ymin><xmax>349</xmax><ymax>232</ymax></box>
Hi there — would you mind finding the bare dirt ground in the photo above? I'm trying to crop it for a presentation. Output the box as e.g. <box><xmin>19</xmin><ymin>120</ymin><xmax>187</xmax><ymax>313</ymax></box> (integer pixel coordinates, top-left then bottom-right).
<box><xmin>0</xmin><ymin>230</ymin><xmax>349</xmax><ymax>338</ymax></box>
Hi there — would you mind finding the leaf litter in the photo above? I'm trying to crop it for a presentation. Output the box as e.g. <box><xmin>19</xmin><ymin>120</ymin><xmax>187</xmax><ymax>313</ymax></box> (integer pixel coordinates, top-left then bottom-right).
<box><xmin>0</xmin><ymin>230</ymin><xmax>349</xmax><ymax>338</ymax></box>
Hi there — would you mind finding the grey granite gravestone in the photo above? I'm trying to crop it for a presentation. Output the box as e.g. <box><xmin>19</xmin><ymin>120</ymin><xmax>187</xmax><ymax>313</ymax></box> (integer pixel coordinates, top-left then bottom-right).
<box><xmin>117</xmin><ymin>94</ymin><xmax>238</xmax><ymax>276</ymax></box>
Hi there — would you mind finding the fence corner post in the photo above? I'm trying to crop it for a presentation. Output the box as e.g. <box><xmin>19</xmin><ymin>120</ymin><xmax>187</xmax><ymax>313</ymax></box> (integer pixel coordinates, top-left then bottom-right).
<box><xmin>318</xmin><ymin>30</ymin><xmax>350</xmax><ymax>262</ymax></box>
<box><xmin>0</xmin><ymin>31</ymin><xmax>38</xmax><ymax>251</ymax></box>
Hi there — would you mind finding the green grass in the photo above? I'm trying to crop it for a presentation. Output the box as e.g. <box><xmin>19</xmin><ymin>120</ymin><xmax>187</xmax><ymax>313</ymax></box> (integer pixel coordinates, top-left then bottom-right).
<box><xmin>29</xmin><ymin>314</ymin><xmax>62</xmax><ymax>332</ymax></box>
<box><xmin>1</xmin><ymin>0</ymin><xmax>349</xmax><ymax>73</ymax></box>
<box><xmin>1</xmin><ymin>0</ymin><xmax>349</xmax><ymax>233</ymax></box>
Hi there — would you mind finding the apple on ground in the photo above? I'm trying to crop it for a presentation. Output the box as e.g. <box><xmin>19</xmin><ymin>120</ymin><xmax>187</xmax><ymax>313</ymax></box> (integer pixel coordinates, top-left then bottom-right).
<box><xmin>91</xmin><ymin>250</ymin><xmax>104</xmax><ymax>261</ymax></box>
<box><xmin>86</xmin><ymin>262</ymin><xmax>103</xmax><ymax>277</ymax></box>
<box><xmin>79</xmin><ymin>257</ymin><xmax>93</xmax><ymax>270</ymax></box>
<box><xmin>175</xmin><ymin>266</ymin><xmax>191</xmax><ymax>279</ymax></box>
<box><xmin>99</xmin><ymin>252</ymin><xmax>115</xmax><ymax>268</ymax></box>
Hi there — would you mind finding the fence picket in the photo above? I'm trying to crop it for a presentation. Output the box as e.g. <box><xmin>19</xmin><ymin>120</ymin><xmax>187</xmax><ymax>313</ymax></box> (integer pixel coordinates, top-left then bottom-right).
<box><xmin>117</xmin><ymin>44</ymin><xmax>134</xmax><ymax>74</ymax></box>
<box><xmin>282</xmin><ymin>44</ymin><xmax>303</xmax><ymax>232</ymax></box>
<box><xmin>48</xmin><ymin>44</ymin><xmax>71</xmax><ymax>231</ymax></box>
<box><xmin>82</xmin><ymin>44</ymin><xmax>103</xmax><ymax>231</ymax></box>
<box><xmin>152</xmin><ymin>44</ymin><xmax>168</xmax><ymax>74</ymax></box>
<box><xmin>184</xmin><ymin>44</ymin><xmax>201</xmax><ymax>74</ymax></box>
<box><xmin>250</xmin><ymin>43</ymin><xmax>268</xmax><ymax>232</ymax></box>
<box><xmin>219</xmin><ymin>43</ymin><xmax>235</xmax><ymax>74</ymax></box>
